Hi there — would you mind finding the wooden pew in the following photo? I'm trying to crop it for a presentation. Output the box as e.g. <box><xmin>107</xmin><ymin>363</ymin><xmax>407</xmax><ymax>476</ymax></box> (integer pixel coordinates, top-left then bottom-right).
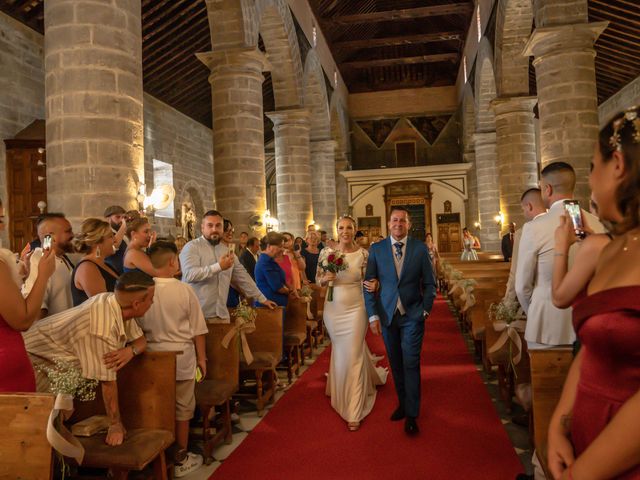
<box><xmin>239</xmin><ymin>306</ymin><xmax>284</xmax><ymax>416</ymax></box>
<box><xmin>196</xmin><ymin>320</ymin><xmax>240</xmax><ymax>464</ymax></box>
<box><xmin>310</xmin><ymin>286</ymin><xmax>326</xmax><ymax>345</ymax></box>
<box><xmin>0</xmin><ymin>393</ymin><xmax>55</xmax><ymax>480</ymax></box>
<box><xmin>282</xmin><ymin>297</ymin><xmax>308</xmax><ymax>383</ymax></box>
<box><xmin>529</xmin><ymin>347</ymin><xmax>574</xmax><ymax>478</ymax></box>
<box><xmin>69</xmin><ymin>351</ymin><xmax>177</xmax><ymax>479</ymax></box>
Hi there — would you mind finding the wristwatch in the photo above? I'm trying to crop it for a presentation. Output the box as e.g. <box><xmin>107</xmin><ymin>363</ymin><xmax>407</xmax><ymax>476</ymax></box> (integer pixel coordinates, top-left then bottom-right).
<box><xmin>131</xmin><ymin>345</ymin><xmax>140</xmax><ymax>356</ymax></box>
<box><xmin>423</xmin><ymin>310</ymin><xmax>430</xmax><ymax>319</ymax></box>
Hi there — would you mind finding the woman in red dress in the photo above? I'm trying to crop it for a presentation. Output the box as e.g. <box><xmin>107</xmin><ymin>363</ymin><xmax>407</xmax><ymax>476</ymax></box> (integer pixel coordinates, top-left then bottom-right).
<box><xmin>547</xmin><ymin>106</ymin><xmax>640</xmax><ymax>479</ymax></box>
<box><xmin>0</xmin><ymin>198</ymin><xmax>56</xmax><ymax>392</ymax></box>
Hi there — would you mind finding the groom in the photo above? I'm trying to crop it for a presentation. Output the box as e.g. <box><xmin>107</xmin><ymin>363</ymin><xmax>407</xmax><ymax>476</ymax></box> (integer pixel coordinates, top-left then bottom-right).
<box><xmin>364</xmin><ymin>206</ymin><xmax>437</xmax><ymax>435</ymax></box>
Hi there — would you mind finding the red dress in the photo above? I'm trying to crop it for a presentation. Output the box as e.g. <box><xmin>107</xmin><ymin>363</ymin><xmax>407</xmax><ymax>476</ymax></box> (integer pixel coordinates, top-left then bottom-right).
<box><xmin>571</xmin><ymin>286</ymin><xmax>640</xmax><ymax>479</ymax></box>
<box><xmin>0</xmin><ymin>314</ymin><xmax>36</xmax><ymax>392</ymax></box>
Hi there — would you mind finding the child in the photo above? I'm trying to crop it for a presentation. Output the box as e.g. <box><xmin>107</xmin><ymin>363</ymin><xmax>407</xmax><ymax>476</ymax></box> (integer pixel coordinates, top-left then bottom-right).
<box><xmin>138</xmin><ymin>241</ymin><xmax>208</xmax><ymax>478</ymax></box>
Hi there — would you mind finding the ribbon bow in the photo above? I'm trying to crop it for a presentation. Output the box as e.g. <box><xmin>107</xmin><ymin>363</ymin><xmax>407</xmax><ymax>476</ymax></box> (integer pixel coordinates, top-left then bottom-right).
<box><xmin>47</xmin><ymin>393</ymin><xmax>85</xmax><ymax>464</ymax></box>
<box><xmin>300</xmin><ymin>295</ymin><xmax>314</xmax><ymax>319</ymax></box>
<box><xmin>488</xmin><ymin>319</ymin><xmax>527</xmax><ymax>365</ymax></box>
<box><xmin>221</xmin><ymin>316</ymin><xmax>256</xmax><ymax>365</ymax></box>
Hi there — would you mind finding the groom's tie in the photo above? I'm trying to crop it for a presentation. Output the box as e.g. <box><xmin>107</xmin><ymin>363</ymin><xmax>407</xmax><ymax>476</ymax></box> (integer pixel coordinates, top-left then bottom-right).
<box><xmin>394</xmin><ymin>242</ymin><xmax>404</xmax><ymax>261</ymax></box>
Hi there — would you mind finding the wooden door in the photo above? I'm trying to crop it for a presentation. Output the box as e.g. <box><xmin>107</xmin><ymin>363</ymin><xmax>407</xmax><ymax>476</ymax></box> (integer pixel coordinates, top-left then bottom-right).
<box><xmin>5</xmin><ymin>145</ymin><xmax>47</xmax><ymax>252</ymax></box>
<box><xmin>437</xmin><ymin>222</ymin><xmax>461</xmax><ymax>253</ymax></box>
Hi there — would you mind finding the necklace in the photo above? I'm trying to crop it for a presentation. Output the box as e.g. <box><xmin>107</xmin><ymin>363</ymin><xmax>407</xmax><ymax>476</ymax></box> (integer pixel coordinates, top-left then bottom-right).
<box><xmin>622</xmin><ymin>230</ymin><xmax>639</xmax><ymax>252</ymax></box>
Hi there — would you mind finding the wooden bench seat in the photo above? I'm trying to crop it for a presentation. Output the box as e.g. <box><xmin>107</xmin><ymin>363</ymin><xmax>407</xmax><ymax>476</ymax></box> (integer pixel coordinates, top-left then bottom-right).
<box><xmin>69</xmin><ymin>351</ymin><xmax>177</xmax><ymax>479</ymax></box>
<box><xmin>0</xmin><ymin>393</ymin><xmax>55</xmax><ymax>480</ymax></box>
<box><xmin>282</xmin><ymin>298</ymin><xmax>308</xmax><ymax>383</ymax></box>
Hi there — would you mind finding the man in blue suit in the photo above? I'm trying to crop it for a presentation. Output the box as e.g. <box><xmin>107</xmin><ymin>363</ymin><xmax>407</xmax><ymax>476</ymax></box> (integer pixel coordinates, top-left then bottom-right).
<box><xmin>364</xmin><ymin>206</ymin><xmax>437</xmax><ymax>435</ymax></box>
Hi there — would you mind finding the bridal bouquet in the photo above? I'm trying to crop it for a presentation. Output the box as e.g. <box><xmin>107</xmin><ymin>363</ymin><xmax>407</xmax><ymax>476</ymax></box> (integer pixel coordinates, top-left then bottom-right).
<box><xmin>319</xmin><ymin>249</ymin><xmax>348</xmax><ymax>301</ymax></box>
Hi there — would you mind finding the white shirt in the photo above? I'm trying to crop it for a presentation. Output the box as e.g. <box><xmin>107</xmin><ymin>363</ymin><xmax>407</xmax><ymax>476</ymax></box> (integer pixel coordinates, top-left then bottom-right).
<box><xmin>515</xmin><ymin>200</ymin><xmax>605</xmax><ymax>346</ymax></box>
<box><xmin>22</xmin><ymin>249</ymin><xmax>74</xmax><ymax>316</ymax></box>
<box><xmin>369</xmin><ymin>235</ymin><xmax>408</xmax><ymax>323</ymax></box>
<box><xmin>137</xmin><ymin>278</ymin><xmax>208</xmax><ymax>381</ymax></box>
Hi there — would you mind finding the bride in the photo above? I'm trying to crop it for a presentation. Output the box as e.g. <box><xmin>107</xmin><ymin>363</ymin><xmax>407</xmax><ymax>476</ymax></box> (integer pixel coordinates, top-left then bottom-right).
<box><xmin>317</xmin><ymin>216</ymin><xmax>388</xmax><ymax>431</ymax></box>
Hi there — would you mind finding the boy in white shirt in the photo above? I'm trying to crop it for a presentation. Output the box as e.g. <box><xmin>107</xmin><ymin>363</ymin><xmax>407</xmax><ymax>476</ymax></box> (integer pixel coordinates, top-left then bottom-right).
<box><xmin>138</xmin><ymin>241</ymin><xmax>208</xmax><ymax>478</ymax></box>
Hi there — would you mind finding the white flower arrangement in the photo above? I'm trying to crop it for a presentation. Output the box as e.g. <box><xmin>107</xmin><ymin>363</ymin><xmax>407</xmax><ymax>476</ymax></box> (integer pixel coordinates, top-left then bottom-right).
<box><xmin>36</xmin><ymin>359</ymin><xmax>98</xmax><ymax>402</ymax></box>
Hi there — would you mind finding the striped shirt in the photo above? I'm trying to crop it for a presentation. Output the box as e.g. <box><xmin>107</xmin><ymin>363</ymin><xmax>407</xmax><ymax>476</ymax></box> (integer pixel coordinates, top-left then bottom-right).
<box><xmin>23</xmin><ymin>293</ymin><xmax>144</xmax><ymax>384</ymax></box>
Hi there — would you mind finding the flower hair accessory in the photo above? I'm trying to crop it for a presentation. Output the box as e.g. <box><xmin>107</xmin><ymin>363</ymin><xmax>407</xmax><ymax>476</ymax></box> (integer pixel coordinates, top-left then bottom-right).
<box><xmin>609</xmin><ymin>106</ymin><xmax>640</xmax><ymax>151</ymax></box>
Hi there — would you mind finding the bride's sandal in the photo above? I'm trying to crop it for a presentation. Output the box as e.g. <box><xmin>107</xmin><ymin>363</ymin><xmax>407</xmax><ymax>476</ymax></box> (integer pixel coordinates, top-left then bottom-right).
<box><xmin>347</xmin><ymin>421</ymin><xmax>360</xmax><ymax>432</ymax></box>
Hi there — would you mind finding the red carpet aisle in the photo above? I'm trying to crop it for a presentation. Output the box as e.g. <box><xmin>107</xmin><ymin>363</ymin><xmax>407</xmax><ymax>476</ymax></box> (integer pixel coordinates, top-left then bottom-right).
<box><xmin>210</xmin><ymin>296</ymin><xmax>523</xmax><ymax>480</ymax></box>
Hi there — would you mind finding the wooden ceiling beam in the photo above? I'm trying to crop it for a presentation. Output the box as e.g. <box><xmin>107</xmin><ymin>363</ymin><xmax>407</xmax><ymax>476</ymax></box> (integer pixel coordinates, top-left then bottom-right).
<box><xmin>333</xmin><ymin>31</ymin><xmax>463</xmax><ymax>50</ymax></box>
<box><xmin>144</xmin><ymin>29</ymin><xmax>209</xmax><ymax>77</ymax></box>
<box><xmin>142</xmin><ymin>3</ymin><xmax>206</xmax><ymax>49</ymax></box>
<box><xmin>325</xmin><ymin>3</ymin><xmax>473</xmax><ymax>25</ymax></box>
<box><xmin>340</xmin><ymin>53</ymin><xmax>458</xmax><ymax>70</ymax></box>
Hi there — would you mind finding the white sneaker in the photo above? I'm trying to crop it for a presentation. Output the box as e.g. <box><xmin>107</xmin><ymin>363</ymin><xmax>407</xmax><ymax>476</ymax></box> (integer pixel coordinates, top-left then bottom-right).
<box><xmin>174</xmin><ymin>452</ymin><xmax>204</xmax><ymax>478</ymax></box>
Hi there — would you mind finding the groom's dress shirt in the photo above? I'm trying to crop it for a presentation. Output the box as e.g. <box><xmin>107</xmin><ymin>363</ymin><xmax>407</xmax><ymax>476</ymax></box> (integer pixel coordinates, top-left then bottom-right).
<box><xmin>369</xmin><ymin>235</ymin><xmax>407</xmax><ymax>323</ymax></box>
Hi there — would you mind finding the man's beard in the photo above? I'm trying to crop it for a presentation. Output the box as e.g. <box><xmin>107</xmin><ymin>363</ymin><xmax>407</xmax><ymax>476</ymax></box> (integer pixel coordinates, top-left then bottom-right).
<box><xmin>206</xmin><ymin>235</ymin><xmax>221</xmax><ymax>246</ymax></box>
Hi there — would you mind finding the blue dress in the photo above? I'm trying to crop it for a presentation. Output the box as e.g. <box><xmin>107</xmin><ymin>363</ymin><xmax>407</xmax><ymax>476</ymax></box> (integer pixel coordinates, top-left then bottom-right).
<box><xmin>254</xmin><ymin>254</ymin><xmax>288</xmax><ymax>307</ymax></box>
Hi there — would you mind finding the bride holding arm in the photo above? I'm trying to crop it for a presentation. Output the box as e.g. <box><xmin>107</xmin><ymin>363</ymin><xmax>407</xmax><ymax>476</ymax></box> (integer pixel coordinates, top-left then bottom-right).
<box><xmin>317</xmin><ymin>216</ymin><xmax>387</xmax><ymax>431</ymax></box>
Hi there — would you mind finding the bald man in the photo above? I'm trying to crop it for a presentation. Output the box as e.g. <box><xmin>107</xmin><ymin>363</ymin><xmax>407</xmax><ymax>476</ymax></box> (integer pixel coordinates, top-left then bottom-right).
<box><xmin>515</xmin><ymin>163</ymin><xmax>605</xmax><ymax>348</ymax></box>
<box><xmin>22</xmin><ymin>213</ymin><xmax>75</xmax><ymax>318</ymax></box>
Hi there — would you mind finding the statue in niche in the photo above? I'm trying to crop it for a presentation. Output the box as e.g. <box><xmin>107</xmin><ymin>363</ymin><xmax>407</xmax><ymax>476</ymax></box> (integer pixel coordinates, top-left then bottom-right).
<box><xmin>444</xmin><ymin>201</ymin><xmax>452</xmax><ymax>213</ymax></box>
<box><xmin>181</xmin><ymin>202</ymin><xmax>197</xmax><ymax>241</ymax></box>
<box><xmin>365</xmin><ymin>204</ymin><xmax>374</xmax><ymax>216</ymax></box>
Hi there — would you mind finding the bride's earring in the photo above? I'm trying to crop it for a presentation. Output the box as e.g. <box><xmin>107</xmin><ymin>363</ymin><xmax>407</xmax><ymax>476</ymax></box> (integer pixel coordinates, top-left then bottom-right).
<box><xmin>96</xmin><ymin>246</ymin><xmax>101</xmax><ymax>258</ymax></box>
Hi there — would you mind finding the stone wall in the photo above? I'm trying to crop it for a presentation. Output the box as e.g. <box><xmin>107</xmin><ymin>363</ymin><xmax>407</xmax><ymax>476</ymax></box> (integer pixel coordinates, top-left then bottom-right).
<box><xmin>0</xmin><ymin>12</ymin><xmax>45</xmax><ymax>247</ymax></box>
<box><xmin>142</xmin><ymin>94</ymin><xmax>214</xmax><ymax>238</ymax></box>
<box><xmin>598</xmin><ymin>75</ymin><xmax>640</xmax><ymax>127</ymax></box>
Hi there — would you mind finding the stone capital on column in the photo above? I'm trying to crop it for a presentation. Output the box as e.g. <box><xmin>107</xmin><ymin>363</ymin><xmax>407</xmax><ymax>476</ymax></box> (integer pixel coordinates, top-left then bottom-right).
<box><xmin>473</xmin><ymin>131</ymin><xmax>497</xmax><ymax>148</ymax></box>
<box><xmin>265</xmin><ymin>108</ymin><xmax>311</xmax><ymax>128</ymax></box>
<box><xmin>490</xmin><ymin>96</ymin><xmax>538</xmax><ymax>117</ymax></box>
<box><xmin>523</xmin><ymin>21</ymin><xmax>608</xmax><ymax>60</ymax></box>
<box><xmin>310</xmin><ymin>139</ymin><xmax>337</xmax><ymax>155</ymax></box>
<box><xmin>197</xmin><ymin>47</ymin><xmax>270</xmax><ymax>83</ymax></box>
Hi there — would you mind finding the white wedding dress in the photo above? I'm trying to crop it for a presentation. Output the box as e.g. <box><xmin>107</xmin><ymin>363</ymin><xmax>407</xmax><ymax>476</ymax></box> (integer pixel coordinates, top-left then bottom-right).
<box><xmin>319</xmin><ymin>248</ymin><xmax>388</xmax><ymax>423</ymax></box>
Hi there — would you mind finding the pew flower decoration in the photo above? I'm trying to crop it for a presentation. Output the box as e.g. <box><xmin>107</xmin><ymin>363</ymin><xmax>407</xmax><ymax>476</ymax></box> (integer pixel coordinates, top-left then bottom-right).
<box><xmin>224</xmin><ymin>299</ymin><xmax>257</xmax><ymax>365</ymax></box>
<box><xmin>36</xmin><ymin>360</ymin><xmax>97</xmax><ymax>474</ymax></box>
<box><xmin>298</xmin><ymin>284</ymin><xmax>315</xmax><ymax>319</ymax></box>
<box><xmin>319</xmin><ymin>249</ymin><xmax>348</xmax><ymax>301</ymax></box>
<box><xmin>488</xmin><ymin>300</ymin><xmax>526</xmax><ymax>376</ymax></box>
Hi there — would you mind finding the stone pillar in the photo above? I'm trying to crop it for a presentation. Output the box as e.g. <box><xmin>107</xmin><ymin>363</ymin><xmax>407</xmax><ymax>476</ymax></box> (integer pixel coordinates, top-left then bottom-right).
<box><xmin>44</xmin><ymin>0</ymin><xmax>143</xmax><ymax>224</ymax></box>
<box><xmin>463</xmin><ymin>151</ymin><xmax>478</xmax><ymax>231</ymax></box>
<box><xmin>473</xmin><ymin>132</ymin><xmax>501</xmax><ymax>251</ymax></box>
<box><xmin>198</xmin><ymin>48</ymin><xmax>269</xmax><ymax>234</ymax></box>
<box><xmin>335</xmin><ymin>150</ymin><xmax>350</xmax><ymax>217</ymax></box>
<box><xmin>524</xmin><ymin>4</ymin><xmax>607</xmax><ymax>204</ymax></box>
<box><xmin>491</xmin><ymin>96</ymin><xmax>539</xmax><ymax>229</ymax></box>
<box><xmin>266</xmin><ymin>109</ymin><xmax>313</xmax><ymax>236</ymax></box>
<box><xmin>310</xmin><ymin>140</ymin><xmax>338</xmax><ymax>238</ymax></box>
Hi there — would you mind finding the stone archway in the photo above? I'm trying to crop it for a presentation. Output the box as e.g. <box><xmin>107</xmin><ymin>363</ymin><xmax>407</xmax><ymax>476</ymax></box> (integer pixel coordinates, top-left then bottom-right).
<box><xmin>473</xmin><ymin>38</ymin><xmax>501</xmax><ymax>251</ymax></box>
<box><xmin>461</xmin><ymin>84</ymin><xmax>479</xmax><ymax>236</ymax></box>
<box><xmin>330</xmin><ymin>95</ymin><xmax>350</xmax><ymax>221</ymax></box>
<box><xmin>302</xmin><ymin>50</ymin><xmax>330</xmax><ymax>141</ymax></box>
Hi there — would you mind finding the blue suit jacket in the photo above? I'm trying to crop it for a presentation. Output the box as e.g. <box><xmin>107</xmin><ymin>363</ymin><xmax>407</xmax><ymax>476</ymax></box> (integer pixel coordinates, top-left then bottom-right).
<box><xmin>255</xmin><ymin>254</ymin><xmax>288</xmax><ymax>307</ymax></box>
<box><xmin>364</xmin><ymin>236</ymin><xmax>437</xmax><ymax>326</ymax></box>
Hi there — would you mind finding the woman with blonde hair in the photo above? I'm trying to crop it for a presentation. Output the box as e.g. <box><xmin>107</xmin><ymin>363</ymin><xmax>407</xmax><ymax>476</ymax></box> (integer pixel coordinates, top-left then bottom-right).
<box><xmin>318</xmin><ymin>216</ymin><xmax>387</xmax><ymax>431</ymax></box>
<box><xmin>71</xmin><ymin>218</ymin><xmax>120</xmax><ymax>306</ymax></box>
<box><xmin>123</xmin><ymin>217</ymin><xmax>158</xmax><ymax>276</ymax></box>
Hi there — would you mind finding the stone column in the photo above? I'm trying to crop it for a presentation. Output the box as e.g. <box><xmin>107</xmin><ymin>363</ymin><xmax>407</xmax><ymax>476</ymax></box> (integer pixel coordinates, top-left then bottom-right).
<box><xmin>44</xmin><ymin>0</ymin><xmax>143</xmax><ymax>224</ymax></box>
<box><xmin>266</xmin><ymin>109</ymin><xmax>313</xmax><ymax>236</ymax></box>
<box><xmin>524</xmin><ymin>2</ymin><xmax>607</xmax><ymax>204</ymax></box>
<box><xmin>310</xmin><ymin>140</ymin><xmax>338</xmax><ymax>237</ymax></box>
<box><xmin>491</xmin><ymin>96</ymin><xmax>539</xmax><ymax>229</ymax></box>
<box><xmin>473</xmin><ymin>132</ymin><xmax>501</xmax><ymax>251</ymax></box>
<box><xmin>335</xmin><ymin>150</ymin><xmax>350</xmax><ymax>218</ymax></box>
<box><xmin>198</xmin><ymin>48</ymin><xmax>269</xmax><ymax>234</ymax></box>
<box><xmin>463</xmin><ymin>151</ymin><xmax>478</xmax><ymax>231</ymax></box>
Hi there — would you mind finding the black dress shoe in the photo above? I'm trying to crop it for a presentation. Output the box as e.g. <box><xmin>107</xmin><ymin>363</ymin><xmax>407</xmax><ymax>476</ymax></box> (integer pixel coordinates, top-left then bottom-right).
<box><xmin>390</xmin><ymin>406</ymin><xmax>405</xmax><ymax>421</ymax></box>
<box><xmin>515</xmin><ymin>475</ymin><xmax>533</xmax><ymax>480</ymax></box>
<box><xmin>404</xmin><ymin>417</ymin><xmax>419</xmax><ymax>436</ymax></box>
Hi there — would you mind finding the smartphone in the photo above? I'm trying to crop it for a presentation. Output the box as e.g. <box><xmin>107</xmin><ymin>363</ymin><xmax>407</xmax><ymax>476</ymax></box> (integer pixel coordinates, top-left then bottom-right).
<box><xmin>228</xmin><ymin>243</ymin><xmax>235</xmax><ymax>255</ymax></box>
<box><xmin>563</xmin><ymin>200</ymin><xmax>586</xmax><ymax>239</ymax></box>
<box><xmin>294</xmin><ymin>244</ymin><xmax>301</xmax><ymax>252</ymax></box>
<box><xmin>195</xmin><ymin>366</ymin><xmax>204</xmax><ymax>383</ymax></box>
<box><xmin>42</xmin><ymin>234</ymin><xmax>53</xmax><ymax>250</ymax></box>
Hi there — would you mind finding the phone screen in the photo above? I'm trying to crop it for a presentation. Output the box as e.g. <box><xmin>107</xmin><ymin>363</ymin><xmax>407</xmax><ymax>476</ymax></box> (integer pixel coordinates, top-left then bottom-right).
<box><xmin>42</xmin><ymin>234</ymin><xmax>52</xmax><ymax>250</ymax></box>
<box><xmin>564</xmin><ymin>201</ymin><xmax>586</xmax><ymax>238</ymax></box>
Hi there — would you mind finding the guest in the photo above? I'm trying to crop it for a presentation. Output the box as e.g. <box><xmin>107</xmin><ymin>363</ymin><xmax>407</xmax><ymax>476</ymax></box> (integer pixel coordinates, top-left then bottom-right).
<box><xmin>503</xmin><ymin>188</ymin><xmax>547</xmax><ymax>303</ymax></box>
<box><xmin>103</xmin><ymin>205</ymin><xmax>128</xmax><ymax>274</ymax></box>
<box><xmin>301</xmin><ymin>230</ymin><xmax>321</xmax><ymax>283</ymax></box>
<box><xmin>516</xmin><ymin>162</ymin><xmax>605</xmax><ymax>348</ymax></box>
<box><xmin>174</xmin><ymin>235</ymin><xmax>188</xmax><ymax>254</ymax></box>
<box><xmin>278</xmin><ymin>232</ymin><xmax>304</xmax><ymax>295</ymax></box>
<box><xmin>460</xmin><ymin>228</ymin><xmax>479</xmax><ymax>261</ymax></box>
<box><xmin>22</xmin><ymin>213</ymin><xmax>75</xmax><ymax>318</ymax></box>
<box><xmin>240</xmin><ymin>237</ymin><xmax>260</xmax><ymax>280</ymax></box>
<box><xmin>138</xmin><ymin>241</ymin><xmax>208</xmax><ymax>477</ymax></box>
<box><xmin>180</xmin><ymin>210</ymin><xmax>276</xmax><ymax>324</ymax></box>
<box><xmin>501</xmin><ymin>222</ymin><xmax>516</xmax><ymax>262</ymax></box>
<box><xmin>255</xmin><ymin>232</ymin><xmax>289</xmax><ymax>307</ymax></box>
<box><xmin>425</xmin><ymin>232</ymin><xmax>439</xmax><ymax>270</ymax></box>
<box><xmin>547</xmin><ymin>106</ymin><xmax>640</xmax><ymax>480</ymax></box>
<box><xmin>354</xmin><ymin>230</ymin><xmax>366</xmax><ymax>248</ymax></box>
<box><xmin>238</xmin><ymin>231</ymin><xmax>249</xmax><ymax>253</ymax></box>
<box><xmin>24</xmin><ymin>271</ymin><xmax>152</xmax><ymax>446</ymax></box>
<box><xmin>70</xmin><ymin>218</ymin><xmax>120</xmax><ymax>306</ymax></box>
<box><xmin>319</xmin><ymin>230</ymin><xmax>328</xmax><ymax>250</ymax></box>
<box><xmin>0</xmin><ymin>197</ymin><xmax>56</xmax><ymax>392</ymax></box>
<box><xmin>294</xmin><ymin>236</ymin><xmax>304</xmax><ymax>252</ymax></box>
<box><xmin>123</xmin><ymin>217</ymin><xmax>158</xmax><ymax>276</ymax></box>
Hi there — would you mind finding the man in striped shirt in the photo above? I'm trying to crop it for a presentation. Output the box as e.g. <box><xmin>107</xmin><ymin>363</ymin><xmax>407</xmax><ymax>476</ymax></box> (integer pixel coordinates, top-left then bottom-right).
<box><xmin>23</xmin><ymin>271</ymin><xmax>154</xmax><ymax>446</ymax></box>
